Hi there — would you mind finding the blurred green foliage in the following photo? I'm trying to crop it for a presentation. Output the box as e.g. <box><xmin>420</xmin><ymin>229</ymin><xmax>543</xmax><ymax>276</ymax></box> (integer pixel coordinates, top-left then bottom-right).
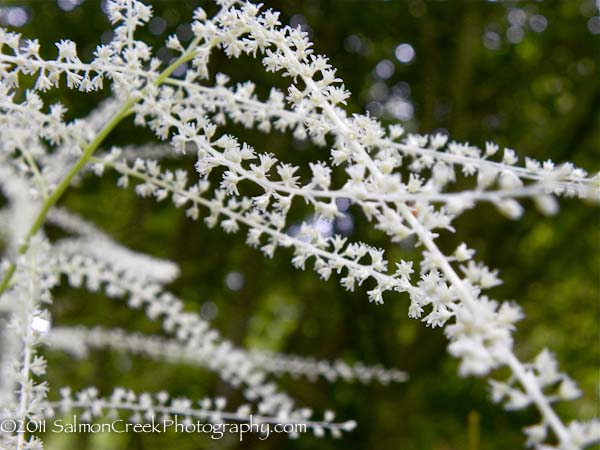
<box><xmin>2</xmin><ymin>0</ymin><xmax>599</xmax><ymax>448</ymax></box>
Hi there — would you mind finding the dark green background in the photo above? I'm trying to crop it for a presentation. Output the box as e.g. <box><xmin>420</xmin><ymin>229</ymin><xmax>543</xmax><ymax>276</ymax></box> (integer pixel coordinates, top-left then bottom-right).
<box><xmin>2</xmin><ymin>0</ymin><xmax>599</xmax><ymax>448</ymax></box>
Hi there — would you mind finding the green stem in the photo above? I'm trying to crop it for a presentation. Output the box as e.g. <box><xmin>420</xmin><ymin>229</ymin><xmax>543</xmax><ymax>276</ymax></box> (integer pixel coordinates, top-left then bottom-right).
<box><xmin>0</xmin><ymin>263</ymin><xmax>16</xmax><ymax>294</ymax></box>
<box><xmin>0</xmin><ymin>99</ymin><xmax>132</xmax><ymax>297</ymax></box>
<box><xmin>0</xmin><ymin>38</ymin><xmax>202</xmax><ymax>296</ymax></box>
<box><xmin>156</xmin><ymin>36</ymin><xmax>201</xmax><ymax>85</ymax></box>
<box><xmin>22</xmin><ymin>100</ymin><xmax>135</xmax><ymax>254</ymax></box>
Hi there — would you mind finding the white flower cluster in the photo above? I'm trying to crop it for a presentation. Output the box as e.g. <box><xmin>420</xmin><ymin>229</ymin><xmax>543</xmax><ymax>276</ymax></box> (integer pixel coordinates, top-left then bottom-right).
<box><xmin>0</xmin><ymin>236</ymin><xmax>55</xmax><ymax>450</ymax></box>
<box><xmin>0</xmin><ymin>0</ymin><xmax>597</xmax><ymax>449</ymax></box>
<box><xmin>46</xmin><ymin>386</ymin><xmax>357</xmax><ymax>438</ymax></box>
<box><xmin>46</xmin><ymin>326</ymin><xmax>408</xmax><ymax>384</ymax></box>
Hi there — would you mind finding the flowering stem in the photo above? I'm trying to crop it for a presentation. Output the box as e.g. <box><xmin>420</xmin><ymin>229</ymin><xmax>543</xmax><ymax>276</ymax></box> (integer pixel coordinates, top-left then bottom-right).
<box><xmin>502</xmin><ymin>350</ymin><xmax>571</xmax><ymax>446</ymax></box>
<box><xmin>27</xmin><ymin>102</ymin><xmax>136</xmax><ymax>248</ymax></box>
<box><xmin>0</xmin><ymin>39</ymin><xmax>202</xmax><ymax>298</ymax></box>
<box><xmin>0</xmin><ymin>99</ymin><xmax>133</xmax><ymax>297</ymax></box>
<box><xmin>0</xmin><ymin>263</ymin><xmax>16</xmax><ymax>294</ymax></box>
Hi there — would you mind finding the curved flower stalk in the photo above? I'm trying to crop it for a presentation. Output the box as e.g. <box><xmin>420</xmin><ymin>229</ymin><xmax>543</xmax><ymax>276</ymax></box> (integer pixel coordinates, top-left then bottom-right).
<box><xmin>123</xmin><ymin>72</ymin><xmax>598</xmax><ymax>207</ymax></box>
<box><xmin>0</xmin><ymin>0</ymin><xmax>597</xmax><ymax>449</ymax></box>
<box><xmin>45</xmin><ymin>326</ymin><xmax>408</xmax><ymax>385</ymax></box>
<box><xmin>52</xmin><ymin>239</ymin><xmax>299</xmax><ymax>417</ymax></box>
<box><xmin>246</xmin><ymin>350</ymin><xmax>409</xmax><ymax>385</ymax></box>
<box><xmin>92</xmin><ymin>150</ymin><xmax>422</xmax><ymax>297</ymax></box>
<box><xmin>50</xmin><ymin>224</ymin><xmax>393</xmax><ymax>425</ymax></box>
<box><xmin>45</xmin><ymin>386</ymin><xmax>356</xmax><ymax>439</ymax></box>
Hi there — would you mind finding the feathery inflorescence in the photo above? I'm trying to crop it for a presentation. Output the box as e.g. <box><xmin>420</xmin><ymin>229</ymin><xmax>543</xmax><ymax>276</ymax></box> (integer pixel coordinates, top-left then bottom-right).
<box><xmin>0</xmin><ymin>1</ymin><xmax>598</xmax><ymax>448</ymax></box>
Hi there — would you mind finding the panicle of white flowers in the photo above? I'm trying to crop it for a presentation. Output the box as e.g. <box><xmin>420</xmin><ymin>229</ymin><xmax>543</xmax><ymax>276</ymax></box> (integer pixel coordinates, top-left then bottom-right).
<box><xmin>247</xmin><ymin>349</ymin><xmax>409</xmax><ymax>384</ymax></box>
<box><xmin>44</xmin><ymin>386</ymin><xmax>356</xmax><ymax>439</ymax></box>
<box><xmin>45</xmin><ymin>326</ymin><xmax>408</xmax><ymax>385</ymax></box>
<box><xmin>0</xmin><ymin>0</ymin><xmax>598</xmax><ymax>449</ymax></box>
<box><xmin>0</xmin><ymin>236</ymin><xmax>54</xmax><ymax>450</ymax></box>
<box><xmin>51</xmin><ymin>235</ymin><xmax>297</xmax><ymax>417</ymax></box>
<box><xmin>489</xmin><ymin>349</ymin><xmax>600</xmax><ymax>450</ymax></box>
